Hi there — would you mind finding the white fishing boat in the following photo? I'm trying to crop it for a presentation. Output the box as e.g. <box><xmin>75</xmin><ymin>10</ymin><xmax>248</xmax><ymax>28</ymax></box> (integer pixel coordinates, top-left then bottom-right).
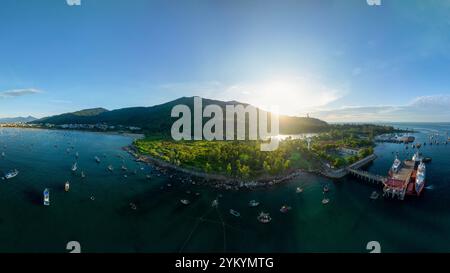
<box><xmin>257</xmin><ymin>212</ymin><xmax>272</xmax><ymax>223</ymax></box>
<box><xmin>322</xmin><ymin>198</ymin><xmax>330</xmax><ymax>205</ymax></box>
<box><xmin>4</xmin><ymin>169</ymin><xmax>19</xmax><ymax>179</ymax></box>
<box><xmin>296</xmin><ymin>187</ymin><xmax>304</xmax><ymax>193</ymax></box>
<box><xmin>211</xmin><ymin>199</ymin><xmax>219</xmax><ymax>208</ymax></box>
<box><xmin>370</xmin><ymin>191</ymin><xmax>379</xmax><ymax>200</ymax></box>
<box><xmin>390</xmin><ymin>156</ymin><xmax>402</xmax><ymax>174</ymax></box>
<box><xmin>415</xmin><ymin>161</ymin><xmax>426</xmax><ymax>195</ymax></box>
<box><xmin>280</xmin><ymin>205</ymin><xmax>292</xmax><ymax>213</ymax></box>
<box><xmin>71</xmin><ymin>162</ymin><xmax>78</xmax><ymax>172</ymax></box>
<box><xmin>412</xmin><ymin>151</ymin><xmax>423</xmax><ymax>164</ymax></box>
<box><xmin>229</xmin><ymin>209</ymin><xmax>240</xmax><ymax>217</ymax></box>
<box><xmin>43</xmin><ymin>188</ymin><xmax>50</xmax><ymax>206</ymax></box>
<box><xmin>107</xmin><ymin>165</ymin><xmax>114</xmax><ymax>172</ymax></box>
<box><xmin>248</xmin><ymin>200</ymin><xmax>260</xmax><ymax>207</ymax></box>
<box><xmin>94</xmin><ymin>156</ymin><xmax>101</xmax><ymax>163</ymax></box>
<box><xmin>180</xmin><ymin>199</ymin><xmax>190</xmax><ymax>205</ymax></box>
<box><xmin>121</xmin><ymin>165</ymin><xmax>127</xmax><ymax>171</ymax></box>
<box><xmin>64</xmin><ymin>181</ymin><xmax>70</xmax><ymax>192</ymax></box>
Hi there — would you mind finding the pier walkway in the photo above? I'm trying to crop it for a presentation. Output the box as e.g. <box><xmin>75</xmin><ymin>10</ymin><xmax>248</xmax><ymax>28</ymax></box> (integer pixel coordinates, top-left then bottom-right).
<box><xmin>346</xmin><ymin>154</ymin><xmax>388</xmax><ymax>184</ymax></box>
<box><xmin>348</xmin><ymin>154</ymin><xmax>377</xmax><ymax>170</ymax></box>
<box><xmin>320</xmin><ymin>154</ymin><xmax>379</xmax><ymax>179</ymax></box>
<box><xmin>347</xmin><ymin>168</ymin><xmax>387</xmax><ymax>184</ymax></box>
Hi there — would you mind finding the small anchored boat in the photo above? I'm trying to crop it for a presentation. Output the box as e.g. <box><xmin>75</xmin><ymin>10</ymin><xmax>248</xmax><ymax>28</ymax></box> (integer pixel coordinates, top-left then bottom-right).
<box><xmin>71</xmin><ymin>162</ymin><xmax>78</xmax><ymax>172</ymax></box>
<box><xmin>229</xmin><ymin>209</ymin><xmax>240</xmax><ymax>217</ymax></box>
<box><xmin>81</xmin><ymin>171</ymin><xmax>86</xmax><ymax>178</ymax></box>
<box><xmin>296</xmin><ymin>187</ymin><xmax>303</xmax><ymax>193</ymax></box>
<box><xmin>43</xmin><ymin>188</ymin><xmax>50</xmax><ymax>206</ymax></box>
<box><xmin>422</xmin><ymin>157</ymin><xmax>432</xmax><ymax>163</ymax></box>
<box><xmin>322</xmin><ymin>198</ymin><xmax>330</xmax><ymax>205</ymax></box>
<box><xmin>64</xmin><ymin>181</ymin><xmax>70</xmax><ymax>192</ymax></box>
<box><xmin>280</xmin><ymin>205</ymin><xmax>292</xmax><ymax>213</ymax></box>
<box><xmin>94</xmin><ymin>156</ymin><xmax>101</xmax><ymax>163</ymax></box>
<box><xmin>4</xmin><ymin>169</ymin><xmax>19</xmax><ymax>180</ymax></box>
<box><xmin>248</xmin><ymin>200</ymin><xmax>260</xmax><ymax>207</ymax></box>
<box><xmin>211</xmin><ymin>199</ymin><xmax>219</xmax><ymax>208</ymax></box>
<box><xmin>323</xmin><ymin>185</ymin><xmax>330</xmax><ymax>193</ymax></box>
<box><xmin>257</xmin><ymin>212</ymin><xmax>272</xmax><ymax>223</ymax></box>
<box><xmin>370</xmin><ymin>191</ymin><xmax>379</xmax><ymax>200</ymax></box>
<box><xmin>180</xmin><ymin>199</ymin><xmax>190</xmax><ymax>205</ymax></box>
<box><xmin>107</xmin><ymin>165</ymin><xmax>114</xmax><ymax>172</ymax></box>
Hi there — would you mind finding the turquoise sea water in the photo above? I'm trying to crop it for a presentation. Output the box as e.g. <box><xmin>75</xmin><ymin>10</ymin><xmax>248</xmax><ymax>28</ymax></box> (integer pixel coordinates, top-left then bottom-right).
<box><xmin>0</xmin><ymin>124</ymin><xmax>449</xmax><ymax>253</ymax></box>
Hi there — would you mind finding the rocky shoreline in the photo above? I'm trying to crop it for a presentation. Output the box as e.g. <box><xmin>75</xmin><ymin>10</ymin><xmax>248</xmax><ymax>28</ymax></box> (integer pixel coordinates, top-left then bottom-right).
<box><xmin>124</xmin><ymin>145</ymin><xmax>308</xmax><ymax>190</ymax></box>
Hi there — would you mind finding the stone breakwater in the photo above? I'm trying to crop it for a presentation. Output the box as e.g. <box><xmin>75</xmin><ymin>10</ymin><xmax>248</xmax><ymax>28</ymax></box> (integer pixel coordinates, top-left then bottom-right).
<box><xmin>124</xmin><ymin>145</ymin><xmax>305</xmax><ymax>190</ymax></box>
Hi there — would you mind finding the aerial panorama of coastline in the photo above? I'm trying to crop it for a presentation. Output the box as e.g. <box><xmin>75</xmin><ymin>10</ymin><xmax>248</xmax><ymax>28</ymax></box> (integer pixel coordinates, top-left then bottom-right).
<box><xmin>0</xmin><ymin>119</ymin><xmax>449</xmax><ymax>252</ymax></box>
<box><xmin>1</xmin><ymin>0</ymin><xmax>450</xmax><ymax>255</ymax></box>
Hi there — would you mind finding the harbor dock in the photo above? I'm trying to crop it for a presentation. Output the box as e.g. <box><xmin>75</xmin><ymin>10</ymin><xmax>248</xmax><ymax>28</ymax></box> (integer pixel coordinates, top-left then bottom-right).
<box><xmin>322</xmin><ymin>152</ymin><xmax>425</xmax><ymax>201</ymax></box>
<box><xmin>383</xmin><ymin>160</ymin><xmax>415</xmax><ymax>200</ymax></box>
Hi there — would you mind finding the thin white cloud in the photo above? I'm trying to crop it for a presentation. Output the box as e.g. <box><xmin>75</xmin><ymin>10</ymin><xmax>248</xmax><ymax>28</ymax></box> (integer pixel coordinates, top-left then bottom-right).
<box><xmin>410</xmin><ymin>95</ymin><xmax>450</xmax><ymax>108</ymax></box>
<box><xmin>0</xmin><ymin>88</ymin><xmax>42</xmax><ymax>98</ymax></box>
<box><xmin>312</xmin><ymin>95</ymin><xmax>450</xmax><ymax>122</ymax></box>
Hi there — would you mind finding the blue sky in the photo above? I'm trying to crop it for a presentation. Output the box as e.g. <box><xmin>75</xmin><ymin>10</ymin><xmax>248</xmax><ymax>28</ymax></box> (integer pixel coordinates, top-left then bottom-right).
<box><xmin>0</xmin><ymin>0</ymin><xmax>449</xmax><ymax>122</ymax></box>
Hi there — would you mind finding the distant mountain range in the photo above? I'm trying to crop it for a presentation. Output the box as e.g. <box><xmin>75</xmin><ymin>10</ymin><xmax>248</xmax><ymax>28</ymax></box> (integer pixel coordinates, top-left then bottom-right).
<box><xmin>32</xmin><ymin>97</ymin><xmax>329</xmax><ymax>134</ymax></box>
<box><xmin>0</xmin><ymin>116</ymin><xmax>37</xmax><ymax>124</ymax></box>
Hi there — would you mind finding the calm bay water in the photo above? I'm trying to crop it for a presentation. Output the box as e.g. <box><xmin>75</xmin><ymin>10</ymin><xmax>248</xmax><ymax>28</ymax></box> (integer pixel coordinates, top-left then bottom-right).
<box><xmin>0</xmin><ymin>124</ymin><xmax>449</xmax><ymax>253</ymax></box>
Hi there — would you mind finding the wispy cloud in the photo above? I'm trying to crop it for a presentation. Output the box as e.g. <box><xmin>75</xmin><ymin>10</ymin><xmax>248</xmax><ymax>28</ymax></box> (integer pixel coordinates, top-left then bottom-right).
<box><xmin>312</xmin><ymin>95</ymin><xmax>450</xmax><ymax>122</ymax></box>
<box><xmin>0</xmin><ymin>88</ymin><xmax>42</xmax><ymax>98</ymax></box>
<box><xmin>410</xmin><ymin>95</ymin><xmax>450</xmax><ymax>108</ymax></box>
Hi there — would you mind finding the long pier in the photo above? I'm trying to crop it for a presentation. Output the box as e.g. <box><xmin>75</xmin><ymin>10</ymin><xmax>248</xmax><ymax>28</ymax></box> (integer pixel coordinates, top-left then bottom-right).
<box><xmin>347</xmin><ymin>168</ymin><xmax>387</xmax><ymax>184</ymax></box>
<box><xmin>320</xmin><ymin>153</ymin><xmax>390</xmax><ymax>187</ymax></box>
<box><xmin>346</xmin><ymin>154</ymin><xmax>388</xmax><ymax>184</ymax></box>
<box><xmin>320</xmin><ymin>154</ymin><xmax>379</xmax><ymax>179</ymax></box>
<box><xmin>348</xmin><ymin>154</ymin><xmax>377</xmax><ymax>170</ymax></box>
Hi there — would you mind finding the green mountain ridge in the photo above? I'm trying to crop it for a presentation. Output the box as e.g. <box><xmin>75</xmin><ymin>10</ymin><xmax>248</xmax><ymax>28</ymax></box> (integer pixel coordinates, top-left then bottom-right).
<box><xmin>0</xmin><ymin>116</ymin><xmax>37</xmax><ymax>124</ymax></box>
<box><xmin>32</xmin><ymin>97</ymin><xmax>329</xmax><ymax>134</ymax></box>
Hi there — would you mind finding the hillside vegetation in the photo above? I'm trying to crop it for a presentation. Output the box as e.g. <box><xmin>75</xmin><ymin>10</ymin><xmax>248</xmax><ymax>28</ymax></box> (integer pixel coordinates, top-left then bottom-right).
<box><xmin>33</xmin><ymin>97</ymin><xmax>329</xmax><ymax>135</ymax></box>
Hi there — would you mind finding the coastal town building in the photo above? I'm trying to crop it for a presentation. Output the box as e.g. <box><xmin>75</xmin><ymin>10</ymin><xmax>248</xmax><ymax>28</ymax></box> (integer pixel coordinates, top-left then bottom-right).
<box><xmin>339</xmin><ymin>147</ymin><xmax>360</xmax><ymax>156</ymax></box>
